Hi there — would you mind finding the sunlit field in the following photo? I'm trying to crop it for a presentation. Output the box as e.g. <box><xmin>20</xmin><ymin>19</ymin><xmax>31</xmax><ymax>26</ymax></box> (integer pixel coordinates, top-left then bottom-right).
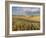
<box><xmin>12</xmin><ymin>16</ymin><xmax>40</xmax><ymax>31</ymax></box>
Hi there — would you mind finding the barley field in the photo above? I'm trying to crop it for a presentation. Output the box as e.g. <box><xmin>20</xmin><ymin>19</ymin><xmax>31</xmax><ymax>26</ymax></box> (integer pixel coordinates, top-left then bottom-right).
<box><xmin>12</xmin><ymin>16</ymin><xmax>40</xmax><ymax>31</ymax></box>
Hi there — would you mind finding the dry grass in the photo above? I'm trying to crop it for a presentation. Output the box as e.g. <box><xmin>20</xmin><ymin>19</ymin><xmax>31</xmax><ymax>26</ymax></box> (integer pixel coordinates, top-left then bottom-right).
<box><xmin>13</xmin><ymin>16</ymin><xmax>40</xmax><ymax>21</ymax></box>
<box><xmin>12</xmin><ymin>16</ymin><xmax>40</xmax><ymax>31</ymax></box>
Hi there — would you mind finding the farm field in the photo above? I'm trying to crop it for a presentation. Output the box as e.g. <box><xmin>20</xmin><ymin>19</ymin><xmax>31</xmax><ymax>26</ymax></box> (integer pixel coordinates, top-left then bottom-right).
<box><xmin>12</xmin><ymin>16</ymin><xmax>40</xmax><ymax>31</ymax></box>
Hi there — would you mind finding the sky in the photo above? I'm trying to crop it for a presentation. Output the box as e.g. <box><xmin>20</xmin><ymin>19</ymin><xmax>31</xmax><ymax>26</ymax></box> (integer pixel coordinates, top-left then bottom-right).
<box><xmin>12</xmin><ymin>7</ymin><xmax>40</xmax><ymax>16</ymax></box>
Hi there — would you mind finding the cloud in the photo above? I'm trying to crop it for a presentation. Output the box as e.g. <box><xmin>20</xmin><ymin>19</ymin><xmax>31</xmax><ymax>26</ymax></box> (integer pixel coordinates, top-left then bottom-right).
<box><xmin>12</xmin><ymin>7</ymin><xmax>40</xmax><ymax>16</ymax></box>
